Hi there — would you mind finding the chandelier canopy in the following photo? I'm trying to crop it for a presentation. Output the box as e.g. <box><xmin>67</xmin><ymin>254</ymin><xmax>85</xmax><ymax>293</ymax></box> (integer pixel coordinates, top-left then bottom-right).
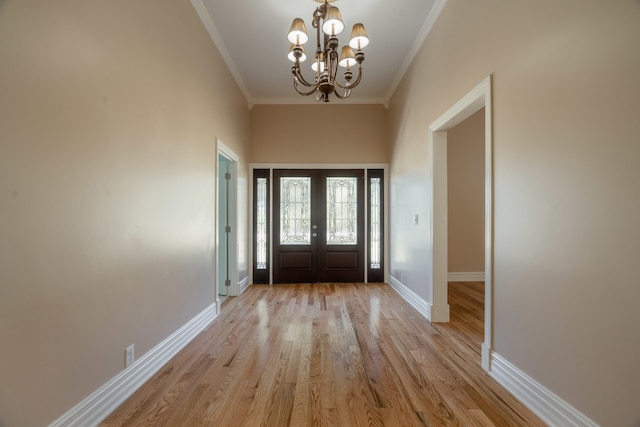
<box><xmin>287</xmin><ymin>0</ymin><xmax>369</xmax><ymax>102</ymax></box>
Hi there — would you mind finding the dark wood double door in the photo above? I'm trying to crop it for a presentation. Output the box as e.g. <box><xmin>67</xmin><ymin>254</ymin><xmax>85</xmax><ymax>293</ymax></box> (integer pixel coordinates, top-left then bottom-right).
<box><xmin>273</xmin><ymin>169</ymin><xmax>364</xmax><ymax>283</ymax></box>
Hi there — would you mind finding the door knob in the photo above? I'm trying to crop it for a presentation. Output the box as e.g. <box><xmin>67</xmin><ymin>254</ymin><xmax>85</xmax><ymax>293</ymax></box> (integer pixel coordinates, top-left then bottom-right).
<box><xmin>312</xmin><ymin>232</ymin><xmax>318</xmax><ymax>237</ymax></box>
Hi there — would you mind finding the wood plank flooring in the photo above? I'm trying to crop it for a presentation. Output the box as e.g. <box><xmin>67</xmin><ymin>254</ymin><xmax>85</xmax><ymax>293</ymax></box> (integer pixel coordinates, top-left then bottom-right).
<box><xmin>100</xmin><ymin>282</ymin><xmax>544</xmax><ymax>426</ymax></box>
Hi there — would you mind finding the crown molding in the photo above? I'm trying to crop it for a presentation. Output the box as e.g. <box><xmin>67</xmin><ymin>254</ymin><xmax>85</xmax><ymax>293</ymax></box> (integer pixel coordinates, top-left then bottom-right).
<box><xmin>384</xmin><ymin>0</ymin><xmax>449</xmax><ymax>105</ymax></box>
<box><xmin>190</xmin><ymin>0</ymin><xmax>253</xmax><ymax>107</ymax></box>
<box><xmin>251</xmin><ymin>96</ymin><xmax>386</xmax><ymax>108</ymax></box>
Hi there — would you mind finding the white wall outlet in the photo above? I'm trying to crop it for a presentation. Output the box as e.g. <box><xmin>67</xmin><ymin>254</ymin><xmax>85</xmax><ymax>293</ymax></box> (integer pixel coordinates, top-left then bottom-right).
<box><xmin>125</xmin><ymin>344</ymin><xmax>134</xmax><ymax>368</ymax></box>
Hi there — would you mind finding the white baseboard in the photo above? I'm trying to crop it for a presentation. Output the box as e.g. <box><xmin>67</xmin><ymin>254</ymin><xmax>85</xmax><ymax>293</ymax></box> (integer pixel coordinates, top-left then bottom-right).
<box><xmin>481</xmin><ymin>343</ymin><xmax>492</xmax><ymax>371</ymax></box>
<box><xmin>388</xmin><ymin>275</ymin><xmax>431</xmax><ymax>321</ymax></box>
<box><xmin>238</xmin><ymin>276</ymin><xmax>249</xmax><ymax>294</ymax></box>
<box><xmin>49</xmin><ymin>303</ymin><xmax>218</xmax><ymax>427</ymax></box>
<box><xmin>490</xmin><ymin>352</ymin><xmax>598</xmax><ymax>427</ymax></box>
<box><xmin>448</xmin><ymin>271</ymin><xmax>485</xmax><ymax>282</ymax></box>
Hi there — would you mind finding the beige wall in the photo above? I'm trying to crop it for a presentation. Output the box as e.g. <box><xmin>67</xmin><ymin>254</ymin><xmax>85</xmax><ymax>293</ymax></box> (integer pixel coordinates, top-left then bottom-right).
<box><xmin>448</xmin><ymin>108</ymin><xmax>485</xmax><ymax>273</ymax></box>
<box><xmin>0</xmin><ymin>1</ymin><xmax>249</xmax><ymax>426</ymax></box>
<box><xmin>250</xmin><ymin>104</ymin><xmax>388</xmax><ymax>164</ymax></box>
<box><xmin>388</xmin><ymin>0</ymin><xmax>640</xmax><ymax>425</ymax></box>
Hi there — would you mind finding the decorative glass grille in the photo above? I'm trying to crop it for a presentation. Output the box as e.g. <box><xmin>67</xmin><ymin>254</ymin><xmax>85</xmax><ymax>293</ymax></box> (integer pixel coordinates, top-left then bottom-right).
<box><xmin>327</xmin><ymin>177</ymin><xmax>357</xmax><ymax>245</ymax></box>
<box><xmin>280</xmin><ymin>177</ymin><xmax>311</xmax><ymax>245</ymax></box>
<box><xmin>370</xmin><ymin>177</ymin><xmax>381</xmax><ymax>268</ymax></box>
<box><xmin>256</xmin><ymin>177</ymin><xmax>267</xmax><ymax>269</ymax></box>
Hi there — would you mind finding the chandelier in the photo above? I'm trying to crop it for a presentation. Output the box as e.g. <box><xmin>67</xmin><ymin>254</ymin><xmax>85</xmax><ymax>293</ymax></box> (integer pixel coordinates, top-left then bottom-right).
<box><xmin>287</xmin><ymin>0</ymin><xmax>369</xmax><ymax>102</ymax></box>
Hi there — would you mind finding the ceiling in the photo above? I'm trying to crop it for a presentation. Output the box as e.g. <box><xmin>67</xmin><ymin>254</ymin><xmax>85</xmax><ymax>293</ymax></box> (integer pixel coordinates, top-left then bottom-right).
<box><xmin>191</xmin><ymin>0</ymin><xmax>446</xmax><ymax>107</ymax></box>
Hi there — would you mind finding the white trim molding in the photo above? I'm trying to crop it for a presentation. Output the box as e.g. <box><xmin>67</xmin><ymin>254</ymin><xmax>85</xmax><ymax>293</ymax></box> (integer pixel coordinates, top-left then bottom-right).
<box><xmin>238</xmin><ymin>276</ymin><xmax>250</xmax><ymax>294</ymax></box>
<box><xmin>428</xmin><ymin>75</ymin><xmax>493</xmax><ymax>368</ymax></box>
<box><xmin>252</xmin><ymin>96</ymin><xmax>386</xmax><ymax>107</ymax></box>
<box><xmin>447</xmin><ymin>271</ymin><xmax>485</xmax><ymax>282</ymax></box>
<box><xmin>490</xmin><ymin>352</ymin><xmax>599</xmax><ymax>427</ymax></box>
<box><xmin>190</xmin><ymin>0</ymin><xmax>252</xmax><ymax>108</ymax></box>
<box><xmin>388</xmin><ymin>275</ymin><xmax>431</xmax><ymax>321</ymax></box>
<box><xmin>384</xmin><ymin>0</ymin><xmax>449</xmax><ymax>106</ymax></box>
<box><xmin>49</xmin><ymin>304</ymin><xmax>218</xmax><ymax>427</ymax></box>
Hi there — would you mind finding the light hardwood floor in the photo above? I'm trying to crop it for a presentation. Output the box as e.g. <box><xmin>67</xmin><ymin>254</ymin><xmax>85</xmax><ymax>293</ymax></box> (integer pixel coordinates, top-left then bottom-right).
<box><xmin>100</xmin><ymin>282</ymin><xmax>544</xmax><ymax>426</ymax></box>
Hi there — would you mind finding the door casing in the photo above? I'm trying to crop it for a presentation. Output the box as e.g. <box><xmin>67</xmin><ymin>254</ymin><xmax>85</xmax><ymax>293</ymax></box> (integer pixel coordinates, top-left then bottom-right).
<box><xmin>428</xmin><ymin>76</ymin><xmax>493</xmax><ymax>371</ymax></box>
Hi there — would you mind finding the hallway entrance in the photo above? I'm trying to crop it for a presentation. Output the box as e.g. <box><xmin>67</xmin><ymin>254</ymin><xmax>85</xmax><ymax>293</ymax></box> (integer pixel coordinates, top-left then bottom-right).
<box><xmin>252</xmin><ymin>168</ymin><xmax>385</xmax><ymax>284</ymax></box>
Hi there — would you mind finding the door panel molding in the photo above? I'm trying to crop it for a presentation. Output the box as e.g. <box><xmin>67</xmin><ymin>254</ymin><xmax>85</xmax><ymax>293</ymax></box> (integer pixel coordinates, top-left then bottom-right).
<box><xmin>280</xmin><ymin>252</ymin><xmax>313</xmax><ymax>270</ymax></box>
<box><xmin>325</xmin><ymin>252</ymin><xmax>359</xmax><ymax>269</ymax></box>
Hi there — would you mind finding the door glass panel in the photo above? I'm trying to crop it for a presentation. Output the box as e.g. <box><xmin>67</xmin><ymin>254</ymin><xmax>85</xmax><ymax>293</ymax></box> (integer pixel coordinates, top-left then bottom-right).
<box><xmin>370</xmin><ymin>177</ymin><xmax>381</xmax><ymax>268</ymax></box>
<box><xmin>256</xmin><ymin>177</ymin><xmax>267</xmax><ymax>269</ymax></box>
<box><xmin>280</xmin><ymin>177</ymin><xmax>311</xmax><ymax>245</ymax></box>
<box><xmin>326</xmin><ymin>177</ymin><xmax>357</xmax><ymax>245</ymax></box>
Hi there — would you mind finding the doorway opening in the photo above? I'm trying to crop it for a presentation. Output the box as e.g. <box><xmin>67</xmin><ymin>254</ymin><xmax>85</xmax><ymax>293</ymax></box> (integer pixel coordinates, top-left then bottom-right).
<box><xmin>251</xmin><ymin>166</ymin><xmax>386</xmax><ymax>285</ymax></box>
<box><xmin>216</xmin><ymin>139</ymin><xmax>239</xmax><ymax>307</ymax></box>
<box><xmin>429</xmin><ymin>76</ymin><xmax>493</xmax><ymax>371</ymax></box>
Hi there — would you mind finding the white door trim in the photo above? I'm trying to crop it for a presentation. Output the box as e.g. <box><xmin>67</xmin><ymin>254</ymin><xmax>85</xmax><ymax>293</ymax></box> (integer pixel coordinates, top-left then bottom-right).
<box><xmin>428</xmin><ymin>75</ymin><xmax>493</xmax><ymax>371</ymax></box>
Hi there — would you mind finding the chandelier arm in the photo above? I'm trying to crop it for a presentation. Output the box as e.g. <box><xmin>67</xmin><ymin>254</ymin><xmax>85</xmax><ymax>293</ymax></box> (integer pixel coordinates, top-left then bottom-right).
<box><xmin>292</xmin><ymin>64</ymin><xmax>316</xmax><ymax>88</ymax></box>
<box><xmin>333</xmin><ymin>87</ymin><xmax>352</xmax><ymax>99</ymax></box>
<box><xmin>329</xmin><ymin>49</ymin><xmax>339</xmax><ymax>81</ymax></box>
<box><xmin>350</xmin><ymin>65</ymin><xmax>364</xmax><ymax>87</ymax></box>
<box><xmin>293</xmin><ymin>78</ymin><xmax>319</xmax><ymax>96</ymax></box>
<box><xmin>333</xmin><ymin>65</ymin><xmax>363</xmax><ymax>90</ymax></box>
